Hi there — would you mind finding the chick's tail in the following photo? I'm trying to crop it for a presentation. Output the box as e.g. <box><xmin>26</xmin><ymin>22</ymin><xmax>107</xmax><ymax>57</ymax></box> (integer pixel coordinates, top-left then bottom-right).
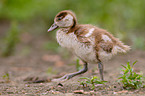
<box><xmin>112</xmin><ymin>40</ymin><xmax>131</xmax><ymax>55</ymax></box>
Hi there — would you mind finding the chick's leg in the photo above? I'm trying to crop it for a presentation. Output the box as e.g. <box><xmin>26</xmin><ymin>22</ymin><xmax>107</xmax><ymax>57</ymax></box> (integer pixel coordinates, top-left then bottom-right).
<box><xmin>98</xmin><ymin>62</ymin><xmax>104</xmax><ymax>81</ymax></box>
<box><xmin>52</xmin><ymin>62</ymin><xmax>88</xmax><ymax>82</ymax></box>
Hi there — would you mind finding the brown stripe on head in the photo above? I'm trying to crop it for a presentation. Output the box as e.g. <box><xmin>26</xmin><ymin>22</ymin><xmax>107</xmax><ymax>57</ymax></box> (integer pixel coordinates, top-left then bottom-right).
<box><xmin>56</xmin><ymin>12</ymin><xmax>68</xmax><ymax>21</ymax></box>
<box><xmin>55</xmin><ymin>10</ymin><xmax>77</xmax><ymax>28</ymax></box>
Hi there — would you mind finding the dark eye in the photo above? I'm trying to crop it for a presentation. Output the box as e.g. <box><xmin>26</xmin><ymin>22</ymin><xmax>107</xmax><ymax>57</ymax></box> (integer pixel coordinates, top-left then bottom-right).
<box><xmin>58</xmin><ymin>16</ymin><xmax>63</xmax><ymax>20</ymax></box>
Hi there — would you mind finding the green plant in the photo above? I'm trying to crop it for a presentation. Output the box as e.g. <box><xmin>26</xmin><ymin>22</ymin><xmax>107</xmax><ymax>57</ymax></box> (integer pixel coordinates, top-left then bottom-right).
<box><xmin>79</xmin><ymin>76</ymin><xmax>107</xmax><ymax>89</ymax></box>
<box><xmin>2</xmin><ymin>21</ymin><xmax>19</xmax><ymax>57</ymax></box>
<box><xmin>118</xmin><ymin>61</ymin><xmax>144</xmax><ymax>89</ymax></box>
<box><xmin>2</xmin><ymin>72</ymin><xmax>10</xmax><ymax>82</ymax></box>
<box><xmin>76</xmin><ymin>59</ymin><xmax>82</xmax><ymax>71</ymax></box>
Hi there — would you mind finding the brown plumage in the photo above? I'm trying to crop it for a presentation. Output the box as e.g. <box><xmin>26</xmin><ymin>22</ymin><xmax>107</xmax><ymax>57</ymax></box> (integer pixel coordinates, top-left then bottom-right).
<box><xmin>48</xmin><ymin>10</ymin><xmax>131</xmax><ymax>82</ymax></box>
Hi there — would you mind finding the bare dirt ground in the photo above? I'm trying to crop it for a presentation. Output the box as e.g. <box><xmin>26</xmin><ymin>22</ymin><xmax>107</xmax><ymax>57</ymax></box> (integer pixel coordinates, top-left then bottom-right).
<box><xmin>0</xmin><ymin>32</ymin><xmax>145</xmax><ymax>96</ymax></box>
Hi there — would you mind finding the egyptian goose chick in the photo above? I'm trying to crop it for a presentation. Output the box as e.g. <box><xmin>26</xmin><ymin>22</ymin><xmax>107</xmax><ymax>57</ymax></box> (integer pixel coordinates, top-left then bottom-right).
<box><xmin>48</xmin><ymin>10</ymin><xmax>130</xmax><ymax>81</ymax></box>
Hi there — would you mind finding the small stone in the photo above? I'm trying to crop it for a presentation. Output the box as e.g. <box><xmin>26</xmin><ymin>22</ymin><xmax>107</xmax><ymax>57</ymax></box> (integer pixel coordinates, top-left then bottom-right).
<box><xmin>58</xmin><ymin>83</ymin><xmax>63</xmax><ymax>87</ymax></box>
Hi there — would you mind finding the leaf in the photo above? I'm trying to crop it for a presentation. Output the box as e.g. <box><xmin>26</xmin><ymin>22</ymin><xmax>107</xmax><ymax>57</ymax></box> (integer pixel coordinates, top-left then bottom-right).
<box><xmin>92</xmin><ymin>76</ymin><xmax>98</xmax><ymax>79</ymax></box>
<box><xmin>124</xmin><ymin>69</ymin><xmax>129</xmax><ymax>74</ymax></box>
<box><xmin>127</xmin><ymin>63</ymin><xmax>131</xmax><ymax>70</ymax></box>
<box><xmin>118</xmin><ymin>61</ymin><xmax>144</xmax><ymax>89</ymax></box>
<box><xmin>122</xmin><ymin>65</ymin><xmax>127</xmax><ymax>69</ymax></box>
<box><xmin>94</xmin><ymin>81</ymin><xmax>100</xmax><ymax>84</ymax></box>
<box><xmin>133</xmin><ymin>60</ymin><xmax>138</xmax><ymax>66</ymax></box>
<box><xmin>102</xmin><ymin>81</ymin><xmax>108</xmax><ymax>83</ymax></box>
<box><xmin>86</xmin><ymin>80</ymin><xmax>90</xmax><ymax>84</ymax></box>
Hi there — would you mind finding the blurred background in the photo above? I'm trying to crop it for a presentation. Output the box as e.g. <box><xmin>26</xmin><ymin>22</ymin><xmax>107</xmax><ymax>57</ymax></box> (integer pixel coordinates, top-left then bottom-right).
<box><xmin>0</xmin><ymin>0</ymin><xmax>145</xmax><ymax>57</ymax></box>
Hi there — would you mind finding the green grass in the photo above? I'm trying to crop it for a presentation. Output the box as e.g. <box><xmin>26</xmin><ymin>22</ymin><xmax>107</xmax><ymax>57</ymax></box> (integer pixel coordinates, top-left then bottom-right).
<box><xmin>118</xmin><ymin>61</ymin><xmax>144</xmax><ymax>89</ymax></box>
<box><xmin>79</xmin><ymin>76</ymin><xmax>107</xmax><ymax>89</ymax></box>
<box><xmin>2</xmin><ymin>21</ymin><xmax>19</xmax><ymax>57</ymax></box>
<box><xmin>76</xmin><ymin>59</ymin><xmax>82</xmax><ymax>71</ymax></box>
<box><xmin>2</xmin><ymin>72</ymin><xmax>10</xmax><ymax>83</ymax></box>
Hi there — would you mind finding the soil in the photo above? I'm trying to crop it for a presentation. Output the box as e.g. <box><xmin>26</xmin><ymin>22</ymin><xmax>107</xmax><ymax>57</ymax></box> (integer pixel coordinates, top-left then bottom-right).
<box><xmin>0</xmin><ymin>31</ymin><xmax>145</xmax><ymax>96</ymax></box>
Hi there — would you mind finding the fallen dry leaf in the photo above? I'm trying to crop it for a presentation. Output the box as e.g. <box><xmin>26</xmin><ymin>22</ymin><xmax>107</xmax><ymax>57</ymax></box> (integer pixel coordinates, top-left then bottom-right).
<box><xmin>83</xmin><ymin>91</ymin><xmax>98</xmax><ymax>95</ymax></box>
<box><xmin>114</xmin><ymin>90</ymin><xmax>128</xmax><ymax>94</ymax></box>
<box><xmin>73</xmin><ymin>90</ymin><xmax>84</xmax><ymax>94</ymax></box>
